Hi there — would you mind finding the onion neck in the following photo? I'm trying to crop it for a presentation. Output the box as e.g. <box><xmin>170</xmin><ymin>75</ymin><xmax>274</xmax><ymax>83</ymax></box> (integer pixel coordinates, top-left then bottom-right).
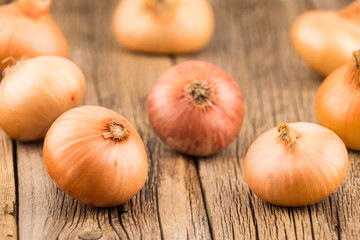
<box><xmin>146</xmin><ymin>0</ymin><xmax>178</xmax><ymax>15</ymax></box>
<box><xmin>185</xmin><ymin>81</ymin><xmax>214</xmax><ymax>108</ymax></box>
<box><xmin>277</xmin><ymin>123</ymin><xmax>300</xmax><ymax>145</ymax></box>
<box><xmin>337</xmin><ymin>1</ymin><xmax>360</xmax><ymax>23</ymax></box>
<box><xmin>346</xmin><ymin>50</ymin><xmax>360</xmax><ymax>87</ymax></box>
<box><xmin>103</xmin><ymin>120</ymin><xmax>129</xmax><ymax>141</ymax></box>
<box><xmin>16</xmin><ymin>0</ymin><xmax>51</xmax><ymax>18</ymax></box>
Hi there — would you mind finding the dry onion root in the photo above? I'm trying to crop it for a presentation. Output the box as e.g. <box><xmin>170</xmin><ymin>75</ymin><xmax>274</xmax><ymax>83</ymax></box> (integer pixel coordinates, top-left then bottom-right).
<box><xmin>112</xmin><ymin>0</ymin><xmax>215</xmax><ymax>54</ymax></box>
<box><xmin>43</xmin><ymin>105</ymin><xmax>148</xmax><ymax>207</ymax></box>
<box><xmin>291</xmin><ymin>1</ymin><xmax>360</xmax><ymax>76</ymax></box>
<box><xmin>244</xmin><ymin>122</ymin><xmax>348</xmax><ymax>207</ymax></box>
<box><xmin>0</xmin><ymin>0</ymin><xmax>68</xmax><ymax>70</ymax></box>
<box><xmin>315</xmin><ymin>50</ymin><xmax>360</xmax><ymax>150</ymax></box>
<box><xmin>0</xmin><ymin>56</ymin><xmax>85</xmax><ymax>141</ymax></box>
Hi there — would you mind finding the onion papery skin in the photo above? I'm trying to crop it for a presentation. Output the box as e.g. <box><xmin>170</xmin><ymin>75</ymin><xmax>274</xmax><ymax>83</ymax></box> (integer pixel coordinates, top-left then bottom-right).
<box><xmin>43</xmin><ymin>106</ymin><xmax>148</xmax><ymax>207</ymax></box>
<box><xmin>0</xmin><ymin>56</ymin><xmax>85</xmax><ymax>141</ymax></box>
<box><xmin>290</xmin><ymin>2</ymin><xmax>360</xmax><ymax>76</ymax></box>
<box><xmin>0</xmin><ymin>0</ymin><xmax>68</xmax><ymax>70</ymax></box>
<box><xmin>112</xmin><ymin>0</ymin><xmax>215</xmax><ymax>54</ymax></box>
<box><xmin>244</xmin><ymin>122</ymin><xmax>348</xmax><ymax>207</ymax></box>
<box><xmin>147</xmin><ymin>61</ymin><xmax>244</xmax><ymax>157</ymax></box>
<box><xmin>315</xmin><ymin>57</ymin><xmax>360</xmax><ymax>150</ymax></box>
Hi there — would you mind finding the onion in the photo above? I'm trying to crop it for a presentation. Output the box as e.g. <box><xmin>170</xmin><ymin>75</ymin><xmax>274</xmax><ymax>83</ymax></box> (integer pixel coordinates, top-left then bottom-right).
<box><xmin>0</xmin><ymin>0</ymin><xmax>68</xmax><ymax>70</ymax></box>
<box><xmin>315</xmin><ymin>50</ymin><xmax>360</xmax><ymax>150</ymax></box>
<box><xmin>112</xmin><ymin>0</ymin><xmax>215</xmax><ymax>54</ymax></box>
<box><xmin>0</xmin><ymin>56</ymin><xmax>85</xmax><ymax>141</ymax></box>
<box><xmin>147</xmin><ymin>60</ymin><xmax>244</xmax><ymax>156</ymax></box>
<box><xmin>290</xmin><ymin>1</ymin><xmax>360</xmax><ymax>76</ymax></box>
<box><xmin>244</xmin><ymin>122</ymin><xmax>348</xmax><ymax>207</ymax></box>
<box><xmin>43</xmin><ymin>105</ymin><xmax>148</xmax><ymax>207</ymax></box>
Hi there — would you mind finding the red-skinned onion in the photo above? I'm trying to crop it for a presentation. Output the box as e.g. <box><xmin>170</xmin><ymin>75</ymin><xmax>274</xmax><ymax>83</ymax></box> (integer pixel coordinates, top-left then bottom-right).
<box><xmin>147</xmin><ymin>61</ymin><xmax>244</xmax><ymax>156</ymax></box>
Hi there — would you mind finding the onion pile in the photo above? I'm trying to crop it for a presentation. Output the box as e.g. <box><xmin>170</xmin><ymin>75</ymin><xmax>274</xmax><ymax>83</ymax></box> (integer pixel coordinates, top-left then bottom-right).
<box><xmin>0</xmin><ymin>0</ymin><xmax>353</xmax><ymax>210</ymax></box>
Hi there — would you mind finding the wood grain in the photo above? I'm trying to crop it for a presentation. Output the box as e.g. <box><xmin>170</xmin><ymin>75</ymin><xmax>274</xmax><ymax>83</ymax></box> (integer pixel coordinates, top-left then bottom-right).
<box><xmin>0</xmin><ymin>130</ymin><xmax>16</xmax><ymax>240</ymax></box>
<box><xmin>0</xmin><ymin>0</ymin><xmax>359</xmax><ymax>239</ymax></box>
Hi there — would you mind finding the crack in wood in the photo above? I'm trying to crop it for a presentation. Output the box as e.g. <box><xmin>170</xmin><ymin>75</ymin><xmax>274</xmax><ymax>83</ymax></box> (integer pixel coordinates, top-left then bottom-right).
<box><xmin>334</xmin><ymin>198</ymin><xmax>341</xmax><ymax>240</ymax></box>
<box><xmin>129</xmin><ymin>200</ymin><xmax>141</xmax><ymax>238</ymax></box>
<box><xmin>54</xmin><ymin>194</ymin><xmax>68</xmax><ymax>240</ymax></box>
<box><xmin>289</xmin><ymin>208</ymin><xmax>298</xmax><ymax>240</ymax></box>
<box><xmin>116</xmin><ymin>205</ymin><xmax>130</xmax><ymax>240</ymax></box>
<box><xmin>155</xmin><ymin>188</ymin><xmax>165</xmax><ymax>240</ymax></box>
<box><xmin>12</xmin><ymin>139</ymin><xmax>19</xmax><ymax>240</ymax></box>
<box><xmin>108</xmin><ymin>210</ymin><xmax>121</xmax><ymax>239</ymax></box>
<box><xmin>194</xmin><ymin>160</ymin><xmax>214</xmax><ymax>240</ymax></box>
<box><xmin>307</xmin><ymin>206</ymin><xmax>315</xmax><ymax>240</ymax></box>
<box><xmin>248</xmin><ymin>192</ymin><xmax>259</xmax><ymax>240</ymax></box>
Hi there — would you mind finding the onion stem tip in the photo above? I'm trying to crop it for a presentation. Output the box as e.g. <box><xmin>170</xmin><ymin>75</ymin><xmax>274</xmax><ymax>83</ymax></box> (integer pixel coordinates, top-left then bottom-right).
<box><xmin>353</xmin><ymin>50</ymin><xmax>360</xmax><ymax>70</ymax></box>
<box><xmin>277</xmin><ymin>123</ymin><xmax>299</xmax><ymax>144</ymax></box>
<box><xmin>103</xmin><ymin>121</ymin><xmax>129</xmax><ymax>141</ymax></box>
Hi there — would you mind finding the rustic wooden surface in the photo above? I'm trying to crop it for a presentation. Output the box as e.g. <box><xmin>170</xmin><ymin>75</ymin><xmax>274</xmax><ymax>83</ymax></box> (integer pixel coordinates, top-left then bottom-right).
<box><xmin>0</xmin><ymin>132</ymin><xmax>16</xmax><ymax>239</ymax></box>
<box><xmin>0</xmin><ymin>0</ymin><xmax>359</xmax><ymax>239</ymax></box>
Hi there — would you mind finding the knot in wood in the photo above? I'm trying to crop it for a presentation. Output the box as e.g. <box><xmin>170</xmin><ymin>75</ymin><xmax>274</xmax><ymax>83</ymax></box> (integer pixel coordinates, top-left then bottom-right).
<box><xmin>78</xmin><ymin>231</ymin><xmax>103</xmax><ymax>240</ymax></box>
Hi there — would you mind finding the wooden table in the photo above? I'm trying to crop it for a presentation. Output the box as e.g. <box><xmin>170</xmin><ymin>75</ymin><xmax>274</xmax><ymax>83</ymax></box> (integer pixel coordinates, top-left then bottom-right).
<box><xmin>1</xmin><ymin>0</ymin><xmax>359</xmax><ymax>239</ymax></box>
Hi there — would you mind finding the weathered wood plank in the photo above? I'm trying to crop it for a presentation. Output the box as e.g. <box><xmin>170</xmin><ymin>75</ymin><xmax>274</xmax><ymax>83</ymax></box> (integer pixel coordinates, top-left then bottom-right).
<box><xmin>0</xmin><ymin>130</ymin><xmax>17</xmax><ymax>240</ymax></box>
<box><xmin>310</xmin><ymin>0</ymin><xmax>352</xmax><ymax>10</ymax></box>
<box><xmin>0</xmin><ymin>0</ymin><xmax>11</xmax><ymax>5</ymax></box>
<box><xmin>177</xmin><ymin>0</ymin><xmax>360</xmax><ymax>239</ymax></box>
<box><xmin>155</xmin><ymin>152</ymin><xmax>210</xmax><ymax>240</ymax></box>
<box><xmin>17</xmin><ymin>141</ymin><xmax>120</xmax><ymax>240</ymax></box>
<box><xmin>337</xmin><ymin>150</ymin><xmax>360</xmax><ymax>238</ymax></box>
